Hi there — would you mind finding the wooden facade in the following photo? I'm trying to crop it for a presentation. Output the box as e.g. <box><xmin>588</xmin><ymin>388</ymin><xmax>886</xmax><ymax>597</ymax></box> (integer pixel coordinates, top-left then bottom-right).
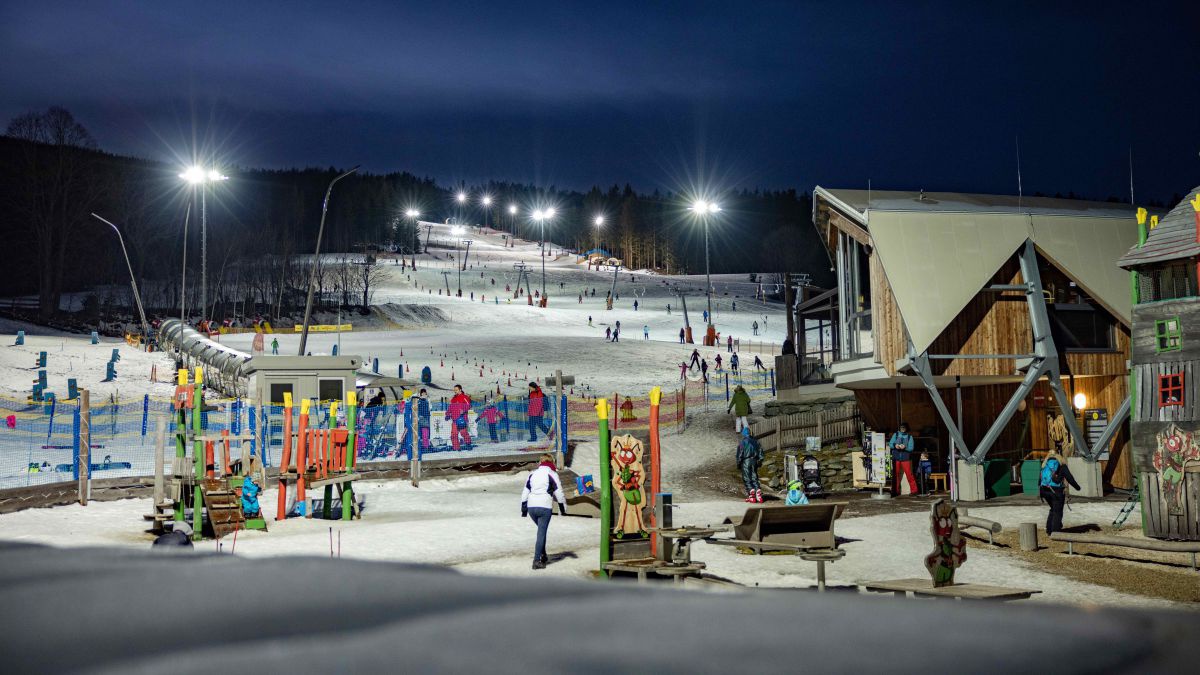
<box><xmin>816</xmin><ymin>188</ymin><xmax>1135</xmax><ymax>490</ymax></box>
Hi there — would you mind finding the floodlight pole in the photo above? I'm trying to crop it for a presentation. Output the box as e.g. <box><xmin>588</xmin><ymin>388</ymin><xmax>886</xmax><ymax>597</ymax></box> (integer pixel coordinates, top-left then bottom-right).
<box><xmin>180</xmin><ymin>202</ymin><xmax>190</xmax><ymax>323</ymax></box>
<box><xmin>540</xmin><ymin>218</ymin><xmax>547</xmax><ymax>300</ymax></box>
<box><xmin>91</xmin><ymin>213</ymin><xmax>151</xmax><ymax>346</ymax></box>
<box><xmin>299</xmin><ymin>165</ymin><xmax>359</xmax><ymax>356</ymax></box>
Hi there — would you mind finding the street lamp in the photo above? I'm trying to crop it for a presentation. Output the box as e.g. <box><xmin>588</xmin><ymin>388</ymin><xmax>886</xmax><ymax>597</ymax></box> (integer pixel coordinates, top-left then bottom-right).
<box><xmin>90</xmin><ymin>213</ymin><xmax>151</xmax><ymax>345</ymax></box>
<box><xmin>179</xmin><ymin>166</ymin><xmax>228</xmax><ymax>325</ymax></box>
<box><xmin>688</xmin><ymin>199</ymin><xmax>721</xmax><ymax>345</ymax></box>
<box><xmin>533</xmin><ymin>208</ymin><xmax>554</xmax><ymax>306</ymax></box>
<box><xmin>508</xmin><ymin>203</ymin><xmax>518</xmax><ymax>243</ymax></box>
<box><xmin>298</xmin><ymin>165</ymin><xmax>360</xmax><ymax>356</ymax></box>
<box><xmin>452</xmin><ymin>225</ymin><xmax>466</xmax><ymax>296</ymax></box>
<box><xmin>405</xmin><ymin>209</ymin><xmax>420</xmax><ymax>268</ymax></box>
<box><xmin>456</xmin><ymin>190</ymin><xmax>467</xmax><ymax>225</ymax></box>
<box><xmin>481</xmin><ymin>195</ymin><xmax>492</xmax><ymax>231</ymax></box>
<box><xmin>593</xmin><ymin>215</ymin><xmax>604</xmax><ymax>252</ymax></box>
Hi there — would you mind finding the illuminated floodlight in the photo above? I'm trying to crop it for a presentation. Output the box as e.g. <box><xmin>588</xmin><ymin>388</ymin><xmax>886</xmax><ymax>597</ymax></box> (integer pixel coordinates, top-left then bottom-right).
<box><xmin>508</xmin><ymin>204</ymin><xmax>518</xmax><ymax>215</ymax></box>
<box><xmin>482</xmin><ymin>196</ymin><xmax>492</xmax><ymax>207</ymax></box>
<box><xmin>457</xmin><ymin>192</ymin><xmax>467</xmax><ymax>203</ymax></box>
<box><xmin>179</xmin><ymin>166</ymin><xmax>206</xmax><ymax>184</ymax></box>
<box><xmin>544</xmin><ymin>207</ymin><xmax>555</xmax><ymax>219</ymax></box>
<box><xmin>207</xmin><ymin>169</ymin><xmax>228</xmax><ymax>182</ymax></box>
<box><xmin>594</xmin><ymin>215</ymin><xmax>604</xmax><ymax>226</ymax></box>
<box><xmin>532</xmin><ymin>209</ymin><xmax>544</xmax><ymax>220</ymax></box>
<box><xmin>451</xmin><ymin>225</ymin><xmax>464</xmax><ymax>235</ymax></box>
<box><xmin>405</xmin><ymin>209</ymin><xmax>419</xmax><ymax>218</ymax></box>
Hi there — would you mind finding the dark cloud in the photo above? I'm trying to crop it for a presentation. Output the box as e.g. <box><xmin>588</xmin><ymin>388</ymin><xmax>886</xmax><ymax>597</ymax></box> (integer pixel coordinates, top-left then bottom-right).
<box><xmin>1</xmin><ymin>0</ymin><xmax>1197</xmax><ymax>200</ymax></box>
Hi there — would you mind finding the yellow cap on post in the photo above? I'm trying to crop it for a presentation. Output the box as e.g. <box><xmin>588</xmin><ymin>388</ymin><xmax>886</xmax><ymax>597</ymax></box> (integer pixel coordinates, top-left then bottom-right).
<box><xmin>649</xmin><ymin>386</ymin><xmax>662</xmax><ymax>406</ymax></box>
<box><xmin>300</xmin><ymin>399</ymin><xmax>311</xmax><ymax>415</ymax></box>
<box><xmin>1190</xmin><ymin>194</ymin><xmax>1200</xmax><ymax>212</ymax></box>
<box><xmin>283</xmin><ymin>392</ymin><xmax>293</xmax><ymax>408</ymax></box>
<box><xmin>402</xmin><ymin>390</ymin><xmax>413</xmax><ymax>400</ymax></box>
<box><xmin>1136</xmin><ymin>207</ymin><xmax>1147</xmax><ymax>225</ymax></box>
<box><xmin>1150</xmin><ymin>215</ymin><xmax>1159</xmax><ymax>229</ymax></box>
<box><xmin>329</xmin><ymin>401</ymin><xmax>339</xmax><ymax>420</ymax></box>
<box><xmin>595</xmin><ymin>398</ymin><xmax>609</xmax><ymax>420</ymax></box>
<box><xmin>176</xmin><ymin>369</ymin><xmax>189</xmax><ymax>385</ymax></box>
<box><xmin>194</xmin><ymin>367</ymin><xmax>203</xmax><ymax>385</ymax></box>
<box><xmin>347</xmin><ymin>391</ymin><xmax>357</xmax><ymax>407</ymax></box>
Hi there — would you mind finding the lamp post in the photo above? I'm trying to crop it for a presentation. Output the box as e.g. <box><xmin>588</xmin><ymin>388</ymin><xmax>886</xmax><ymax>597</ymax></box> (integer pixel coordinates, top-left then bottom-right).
<box><xmin>508</xmin><ymin>203</ymin><xmax>518</xmax><ymax>244</ymax></box>
<box><xmin>179</xmin><ymin>166</ymin><xmax>227</xmax><ymax>325</ymax></box>
<box><xmin>456</xmin><ymin>190</ymin><xmax>467</xmax><ymax>225</ymax></box>
<box><xmin>481</xmin><ymin>195</ymin><xmax>492</xmax><ymax>232</ymax></box>
<box><xmin>298</xmin><ymin>165</ymin><xmax>360</xmax><ymax>356</ymax></box>
<box><xmin>179</xmin><ymin>202</ymin><xmax>190</xmax><ymax>323</ymax></box>
<box><xmin>406</xmin><ymin>208</ymin><xmax>420</xmax><ymax>268</ymax></box>
<box><xmin>593</xmin><ymin>215</ymin><xmax>604</xmax><ymax>253</ymax></box>
<box><xmin>689</xmin><ymin>199</ymin><xmax>721</xmax><ymax>345</ymax></box>
<box><xmin>533</xmin><ymin>208</ymin><xmax>554</xmax><ymax>306</ymax></box>
<box><xmin>90</xmin><ymin>213</ymin><xmax>151</xmax><ymax>345</ymax></box>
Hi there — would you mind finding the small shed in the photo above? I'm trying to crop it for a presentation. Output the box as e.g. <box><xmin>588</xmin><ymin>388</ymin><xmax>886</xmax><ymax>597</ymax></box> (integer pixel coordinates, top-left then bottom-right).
<box><xmin>1118</xmin><ymin>186</ymin><xmax>1200</xmax><ymax>540</ymax></box>
<box><xmin>244</xmin><ymin>355</ymin><xmax>363</xmax><ymax>405</ymax></box>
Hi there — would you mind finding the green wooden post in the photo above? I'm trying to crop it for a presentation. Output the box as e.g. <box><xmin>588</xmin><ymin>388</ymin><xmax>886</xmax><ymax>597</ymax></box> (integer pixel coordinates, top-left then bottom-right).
<box><xmin>596</xmin><ymin>398</ymin><xmax>612</xmax><ymax>577</ymax></box>
<box><xmin>174</xmin><ymin>369</ymin><xmax>188</xmax><ymax>523</ymax></box>
<box><xmin>191</xmin><ymin>368</ymin><xmax>204</xmax><ymax>540</ymax></box>
<box><xmin>342</xmin><ymin>392</ymin><xmax>357</xmax><ymax>521</ymax></box>
<box><xmin>324</xmin><ymin>400</ymin><xmax>336</xmax><ymax>520</ymax></box>
<box><xmin>1132</xmin><ymin>207</ymin><xmax>1148</xmax><ymax>533</ymax></box>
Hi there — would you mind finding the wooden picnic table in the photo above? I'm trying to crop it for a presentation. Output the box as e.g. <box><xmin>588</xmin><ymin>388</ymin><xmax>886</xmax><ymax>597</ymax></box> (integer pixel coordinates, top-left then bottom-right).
<box><xmin>862</xmin><ymin>578</ymin><xmax>1040</xmax><ymax>601</ymax></box>
<box><xmin>704</xmin><ymin>537</ymin><xmax>846</xmax><ymax>591</ymax></box>
<box><xmin>602</xmin><ymin>557</ymin><xmax>706</xmax><ymax>585</ymax></box>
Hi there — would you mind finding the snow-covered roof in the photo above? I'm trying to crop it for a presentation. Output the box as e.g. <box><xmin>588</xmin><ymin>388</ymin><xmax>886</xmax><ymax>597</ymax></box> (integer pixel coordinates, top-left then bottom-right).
<box><xmin>1118</xmin><ymin>186</ymin><xmax>1200</xmax><ymax>268</ymax></box>
<box><xmin>815</xmin><ymin>187</ymin><xmax>1138</xmax><ymax>222</ymax></box>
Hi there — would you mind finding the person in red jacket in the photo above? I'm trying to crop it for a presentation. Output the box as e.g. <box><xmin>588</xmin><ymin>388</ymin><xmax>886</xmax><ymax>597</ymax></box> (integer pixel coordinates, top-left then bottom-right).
<box><xmin>527</xmin><ymin>382</ymin><xmax>553</xmax><ymax>442</ymax></box>
<box><xmin>447</xmin><ymin>385</ymin><xmax>473</xmax><ymax>451</ymax></box>
<box><xmin>480</xmin><ymin>398</ymin><xmax>505</xmax><ymax>443</ymax></box>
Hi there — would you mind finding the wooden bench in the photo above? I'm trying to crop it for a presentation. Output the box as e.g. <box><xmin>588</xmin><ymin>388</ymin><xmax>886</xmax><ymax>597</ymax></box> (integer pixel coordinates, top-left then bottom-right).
<box><xmin>720</xmin><ymin>503</ymin><xmax>846</xmax><ymax>552</ymax></box>
<box><xmin>1050</xmin><ymin>531</ymin><xmax>1200</xmax><ymax>570</ymax></box>
<box><xmin>602</xmin><ymin>558</ymin><xmax>705</xmax><ymax>584</ymax></box>
<box><xmin>863</xmin><ymin>578</ymin><xmax>1040</xmax><ymax>601</ymax></box>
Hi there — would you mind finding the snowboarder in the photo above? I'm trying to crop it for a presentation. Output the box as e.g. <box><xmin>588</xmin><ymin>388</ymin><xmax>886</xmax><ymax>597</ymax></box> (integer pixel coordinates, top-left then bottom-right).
<box><xmin>889</xmin><ymin>422</ymin><xmax>917</xmax><ymax>496</ymax></box>
<box><xmin>520</xmin><ymin>453</ymin><xmax>568</xmax><ymax>569</ymax></box>
<box><xmin>643</xmin><ymin>325</ymin><xmax>649</xmax><ymax>340</ymax></box>
<box><xmin>752</xmin><ymin>320</ymin><xmax>759</xmax><ymax>336</ymax></box>
<box><xmin>753</xmin><ymin>355</ymin><xmax>766</xmax><ymax>371</ymax></box>
<box><xmin>736</xmin><ymin>427</ymin><xmax>764</xmax><ymax>503</ymax></box>
<box><xmin>527</xmin><ymin>382</ymin><xmax>553</xmax><ymax>442</ymax></box>
<box><xmin>1039</xmin><ymin>451</ymin><xmax>1081</xmax><ymax>535</ymax></box>
<box><xmin>727</xmin><ymin>384</ymin><xmax>751</xmax><ymax>432</ymax></box>
<box><xmin>480</xmin><ymin>399</ymin><xmax>504</xmax><ymax>443</ymax></box>
<box><xmin>730</xmin><ymin>352</ymin><xmax>740</xmax><ymax>373</ymax></box>
<box><xmin>447</xmin><ymin>385</ymin><xmax>473</xmax><ymax>451</ymax></box>
<box><xmin>270</xmin><ymin>338</ymin><xmax>279</xmax><ymax>355</ymax></box>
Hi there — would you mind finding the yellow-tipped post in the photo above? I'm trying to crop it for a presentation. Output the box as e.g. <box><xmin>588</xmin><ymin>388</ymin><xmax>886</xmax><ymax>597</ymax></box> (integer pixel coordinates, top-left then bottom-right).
<box><xmin>174</xmin><ymin>369</ymin><xmax>189</xmax><ymax>522</ymax></box>
<box><xmin>596</xmin><ymin>398</ymin><xmax>612</xmax><ymax>576</ymax></box>
<box><xmin>191</xmin><ymin>367</ymin><xmax>204</xmax><ymax>539</ymax></box>
<box><xmin>343</xmin><ymin>391</ymin><xmax>357</xmax><ymax>521</ymax></box>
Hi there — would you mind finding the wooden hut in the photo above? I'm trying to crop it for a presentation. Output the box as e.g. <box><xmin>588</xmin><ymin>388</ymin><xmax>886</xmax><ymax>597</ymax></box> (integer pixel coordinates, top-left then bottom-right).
<box><xmin>1117</xmin><ymin>186</ymin><xmax>1200</xmax><ymax>540</ymax></box>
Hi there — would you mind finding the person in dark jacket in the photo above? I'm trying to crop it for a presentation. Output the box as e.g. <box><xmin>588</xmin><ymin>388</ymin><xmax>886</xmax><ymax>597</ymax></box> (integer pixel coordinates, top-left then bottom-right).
<box><xmin>889</xmin><ymin>423</ymin><xmax>918</xmax><ymax>496</ymax></box>
<box><xmin>1039</xmin><ymin>452</ymin><xmax>1081</xmax><ymax>535</ymax></box>
<box><xmin>152</xmin><ymin>521</ymin><xmax>193</xmax><ymax>549</ymax></box>
<box><xmin>527</xmin><ymin>382</ymin><xmax>553</xmax><ymax>442</ymax></box>
<box><xmin>416</xmin><ymin>389</ymin><xmax>431</xmax><ymax>451</ymax></box>
<box><xmin>736</xmin><ymin>427</ymin><xmax>765</xmax><ymax>503</ymax></box>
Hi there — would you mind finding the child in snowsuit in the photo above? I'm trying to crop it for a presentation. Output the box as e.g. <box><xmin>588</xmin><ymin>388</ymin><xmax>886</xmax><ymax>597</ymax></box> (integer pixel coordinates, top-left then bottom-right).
<box><xmin>241</xmin><ymin>475</ymin><xmax>262</xmax><ymax>517</ymax></box>
<box><xmin>1039</xmin><ymin>452</ymin><xmax>1081</xmax><ymax>535</ymax></box>
<box><xmin>916</xmin><ymin>452</ymin><xmax>934</xmax><ymax>495</ymax></box>
<box><xmin>480</xmin><ymin>400</ymin><xmax>504</xmax><ymax>443</ymax></box>
<box><xmin>736</xmin><ymin>428</ymin><xmax>765</xmax><ymax>503</ymax></box>
<box><xmin>785</xmin><ymin>480</ymin><xmax>809</xmax><ymax>506</ymax></box>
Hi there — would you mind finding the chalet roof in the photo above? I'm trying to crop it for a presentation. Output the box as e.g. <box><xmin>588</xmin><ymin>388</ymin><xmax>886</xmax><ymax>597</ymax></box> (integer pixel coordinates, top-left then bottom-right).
<box><xmin>816</xmin><ymin>188</ymin><xmax>1137</xmax><ymax>221</ymax></box>
<box><xmin>1117</xmin><ymin>186</ymin><xmax>1200</xmax><ymax>268</ymax></box>
<box><xmin>814</xmin><ymin>186</ymin><xmax>1139</xmax><ymax>355</ymax></box>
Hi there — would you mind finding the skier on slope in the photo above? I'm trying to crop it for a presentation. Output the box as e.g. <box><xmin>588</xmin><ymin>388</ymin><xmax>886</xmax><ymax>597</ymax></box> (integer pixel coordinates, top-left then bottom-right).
<box><xmin>730</xmin><ymin>352</ymin><xmax>740</xmax><ymax>373</ymax></box>
<box><xmin>689</xmin><ymin>349</ymin><xmax>701</xmax><ymax>369</ymax></box>
<box><xmin>754</xmin><ymin>355</ymin><xmax>766</xmax><ymax>371</ymax></box>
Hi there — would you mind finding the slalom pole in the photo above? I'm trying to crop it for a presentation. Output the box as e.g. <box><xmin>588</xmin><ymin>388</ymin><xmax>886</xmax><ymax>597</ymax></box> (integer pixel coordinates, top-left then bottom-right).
<box><xmin>596</xmin><ymin>397</ymin><xmax>612</xmax><ymax>577</ymax></box>
<box><xmin>648</xmin><ymin>387</ymin><xmax>662</xmax><ymax>558</ymax></box>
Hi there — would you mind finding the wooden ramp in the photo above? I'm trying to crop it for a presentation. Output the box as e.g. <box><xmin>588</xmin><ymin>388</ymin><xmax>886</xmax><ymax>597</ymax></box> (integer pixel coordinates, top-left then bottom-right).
<box><xmin>721</xmin><ymin>503</ymin><xmax>846</xmax><ymax>552</ymax></box>
<box><xmin>201</xmin><ymin>478</ymin><xmax>245</xmax><ymax>539</ymax></box>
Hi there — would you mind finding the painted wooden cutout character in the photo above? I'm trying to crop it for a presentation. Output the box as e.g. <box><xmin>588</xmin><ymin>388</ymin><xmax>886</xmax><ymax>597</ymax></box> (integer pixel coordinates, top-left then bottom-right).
<box><xmin>610</xmin><ymin>434</ymin><xmax>648</xmax><ymax>538</ymax></box>
<box><xmin>924</xmin><ymin>499</ymin><xmax>966</xmax><ymax>587</ymax></box>
<box><xmin>1154</xmin><ymin>424</ymin><xmax>1200</xmax><ymax>515</ymax></box>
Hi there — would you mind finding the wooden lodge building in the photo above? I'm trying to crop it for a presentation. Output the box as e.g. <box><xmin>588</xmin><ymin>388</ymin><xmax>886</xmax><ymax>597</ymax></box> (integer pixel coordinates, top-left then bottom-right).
<box><xmin>1117</xmin><ymin>186</ymin><xmax>1200</xmax><ymax>540</ymax></box>
<box><xmin>807</xmin><ymin>187</ymin><xmax>1140</xmax><ymax>498</ymax></box>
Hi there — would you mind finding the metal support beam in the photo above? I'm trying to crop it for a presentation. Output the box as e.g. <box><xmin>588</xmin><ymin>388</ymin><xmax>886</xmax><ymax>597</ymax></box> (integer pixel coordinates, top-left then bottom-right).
<box><xmin>926</xmin><ymin>354</ymin><xmax>1035</xmax><ymax>360</ymax></box>
<box><xmin>1083</xmin><ymin>395</ymin><xmax>1130</xmax><ymax>462</ymax></box>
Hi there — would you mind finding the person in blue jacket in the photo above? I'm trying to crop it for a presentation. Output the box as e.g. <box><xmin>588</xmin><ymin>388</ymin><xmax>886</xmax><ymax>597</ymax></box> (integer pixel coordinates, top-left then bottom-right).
<box><xmin>889</xmin><ymin>422</ymin><xmax>918</xmax><ymax>496</ymax></box>
<box><xmin>241</xmin><ymin>475</ymin><xmax>262</xmax><ymax>518</ymax></box>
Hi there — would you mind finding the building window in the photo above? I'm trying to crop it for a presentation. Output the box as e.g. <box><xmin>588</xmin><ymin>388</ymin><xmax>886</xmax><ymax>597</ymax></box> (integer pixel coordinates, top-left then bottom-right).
<box><xmin>1159</xmin><ymin>372</ymin><xmax>1184</xmax><ymax>408</ymax></box>
<box><xmin>1047</xmin><ymin>303</ymin><xmax>1115</xmax><ymax>352</ymax></box>
<box><xmin>1155</xmin><ymin>317</ymin><xmax>1183</xmax><ymax>352</ymax></box>
<box><xmin>318</xmin><ymin>378</ymin><xmax>344</xmax><ymax>402</ymax></box>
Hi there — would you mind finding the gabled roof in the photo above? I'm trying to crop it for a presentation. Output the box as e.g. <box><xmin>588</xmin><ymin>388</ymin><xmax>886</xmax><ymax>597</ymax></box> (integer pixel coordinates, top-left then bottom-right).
<box><xmin>815</xmin><ymin>187</ymin><xmax>1138</xmax><ymax>222</ymax></box>
<box><xmin>1117</xmin><ymin>186</ymin><xmax>1200</xmax><ymax>268</ymax></box>
<box><xmin>814</xmin><ymin>187</ymin><xmax>1139</xmax><ymax>355</ymax></box>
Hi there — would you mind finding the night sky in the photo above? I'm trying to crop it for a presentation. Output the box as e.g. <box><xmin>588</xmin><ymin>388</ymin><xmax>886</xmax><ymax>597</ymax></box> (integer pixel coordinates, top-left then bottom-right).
<box><xmin>2</xmin><ymin>1</ymin><xmax>1197</xmax><ymax>202</ymax></box>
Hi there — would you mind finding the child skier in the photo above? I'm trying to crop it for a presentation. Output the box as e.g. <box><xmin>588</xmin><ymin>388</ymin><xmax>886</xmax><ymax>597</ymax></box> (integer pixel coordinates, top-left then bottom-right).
<box><xmin>753</xmin><ymin>355</ymin><xmax>766</xmax><ymax>371</ymax></box>
<box><xmin>521</xmin><ymin>453</ymin><xmax>568</xmax><ymax>569</ymax></box>
<box><xmin>480</xmin><ymin>399</ymin><xmax>504</xmax><ymax>443</ymax></box>
<box><xmin>736</xmin><ymin>427</ymin><xmax>765</xmax><ymax>503</ymax></box>
<box><xmin>916</xmin><ymin>452</ymin><xmax>934</xmax><ymax>495</ymax></box>
<box><xmin>730</xmin><ymin>353</ymin><xmax>740</xmax><ymax>373</ymax></box>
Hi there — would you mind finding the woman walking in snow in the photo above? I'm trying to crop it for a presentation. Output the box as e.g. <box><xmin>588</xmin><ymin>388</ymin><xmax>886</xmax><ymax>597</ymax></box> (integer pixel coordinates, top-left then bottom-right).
<box><xmin>521</xmin><ymin>454</ymin><xmax>568</xmax><ymax>569</ymax></box>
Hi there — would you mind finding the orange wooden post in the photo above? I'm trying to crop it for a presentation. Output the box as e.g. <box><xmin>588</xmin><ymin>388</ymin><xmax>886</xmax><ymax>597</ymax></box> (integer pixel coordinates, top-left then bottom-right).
<box><xmin>296</xmin><ymin>400</ymin><xmax>310</xmax><ymax>505</ymax></box>
<box><xmin>205</xmin><ymin>440</ymin><xmax>215</xmax><ymax>478</ymax></box>
<box><xmin>221</xmin><ymin>429</ymin><xmax>233</xmax><ymax>476</ymax></box>
<box><xmin>276</xmin><ymin>393</ymin><xmax>294</xmax><ymax>521</ymax></box>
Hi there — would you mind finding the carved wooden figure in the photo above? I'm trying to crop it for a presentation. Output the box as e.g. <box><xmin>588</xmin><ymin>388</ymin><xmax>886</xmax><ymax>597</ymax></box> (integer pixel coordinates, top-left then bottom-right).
<box><xmin>610</xmin><ymin>434</ymin><xmax>648</xmax><ymax>538</ymax></box>
<box><xmin>924</xmin><ymin>499</ymin><xmax>967</xmax><ymax>587</ymax></box>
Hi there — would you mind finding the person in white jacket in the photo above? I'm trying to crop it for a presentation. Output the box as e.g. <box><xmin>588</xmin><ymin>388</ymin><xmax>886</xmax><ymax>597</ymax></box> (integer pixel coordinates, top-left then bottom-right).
<box><xmin>521</xmin><ymin>454</ymin><xmax>568</xmax><ymax>569</ymax></box>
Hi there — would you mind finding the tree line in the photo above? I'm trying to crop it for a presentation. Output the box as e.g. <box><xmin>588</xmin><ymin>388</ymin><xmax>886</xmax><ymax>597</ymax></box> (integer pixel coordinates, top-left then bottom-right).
<box><xmin>0</xmin><ymin>106</ymin><xmax>832</xmax><ymax>327</ymax></box>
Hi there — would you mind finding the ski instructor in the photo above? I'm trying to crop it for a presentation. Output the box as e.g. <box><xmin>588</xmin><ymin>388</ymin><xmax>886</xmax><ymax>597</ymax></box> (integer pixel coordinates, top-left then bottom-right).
<box><xmin>521</xmin><ymin>453</ymin><xmax>568</xmax><ymax>569</ymax></box>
